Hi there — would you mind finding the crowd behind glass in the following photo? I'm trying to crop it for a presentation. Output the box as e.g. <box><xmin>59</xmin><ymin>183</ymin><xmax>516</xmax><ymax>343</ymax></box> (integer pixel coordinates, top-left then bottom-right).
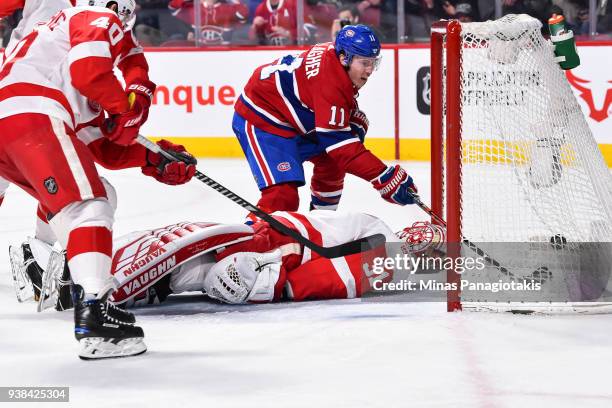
<box><xmin>1</xmin><ymin>0</ymin><xmax>610</xmax><ymax>47</ymax></box>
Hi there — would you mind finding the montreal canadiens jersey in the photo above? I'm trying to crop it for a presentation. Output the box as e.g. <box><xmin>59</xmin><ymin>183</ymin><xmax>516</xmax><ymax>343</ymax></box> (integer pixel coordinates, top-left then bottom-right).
<box><xmin>235</xmin><ymin>42</ymin><xmax>387</xmax><ymax>181</ymax></box>
<box><xmin>0</xmin><ymin>6</ymin><xmax>137</xmax><ymax>129</ymax></box>
<box><xmin>236</xmin><ymin>42</ymin><xmax>357</xmax><ymax>141</ymax></box>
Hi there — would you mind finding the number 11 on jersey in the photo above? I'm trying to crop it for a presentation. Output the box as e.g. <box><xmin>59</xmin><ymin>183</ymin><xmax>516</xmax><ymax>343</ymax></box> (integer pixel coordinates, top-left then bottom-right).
<box><xmin>328</xmin><ymin>106</ymin><xmax>346</xmax><ymax>127</ymax></box>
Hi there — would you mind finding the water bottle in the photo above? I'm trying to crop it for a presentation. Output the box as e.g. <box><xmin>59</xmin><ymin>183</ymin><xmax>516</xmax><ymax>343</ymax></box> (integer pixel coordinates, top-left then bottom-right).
<box><xmin>548</xmin><ymin>14</ymin><xmax>580</xmax><ymax>70</ymax></box>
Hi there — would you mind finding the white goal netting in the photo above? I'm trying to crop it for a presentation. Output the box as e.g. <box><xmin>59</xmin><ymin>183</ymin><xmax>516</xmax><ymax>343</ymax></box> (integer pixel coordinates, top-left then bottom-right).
<box><xmin>439</xmin><ymin>15</ymin><xmax>612</xmax><ymax>312</ymax></box>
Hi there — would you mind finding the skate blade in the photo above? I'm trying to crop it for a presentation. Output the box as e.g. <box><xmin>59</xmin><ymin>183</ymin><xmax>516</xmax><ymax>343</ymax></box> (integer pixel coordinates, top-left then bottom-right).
<box><xmin>37</xmin><ymin>251</ymin><xmax>65</xmax><ymax>312</ymax></box>
<box><xmin>78</xmin><ymin>337</ymin><xmax>147</xmax><ymax>360</ymax></box>
<box><xmin>9</xmin><ymin>245</ymin><xmax>34</xmax><ymax>302</ymax></box>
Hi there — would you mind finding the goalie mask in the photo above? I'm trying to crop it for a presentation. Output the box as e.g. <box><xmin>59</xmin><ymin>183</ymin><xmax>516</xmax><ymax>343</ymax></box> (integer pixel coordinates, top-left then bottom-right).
<box><xmin>396</xmin><ymin>221</ymin><xmax>446</xmax><ymax>257</ymax></box>
<box><xmin>204</xmin><ymin>250</ymin><xmax>282</xmax><ymax>304</ymax></box>
<box><xmin>76</xmin><ymin>0</ymin><xmax>136</xmax><ymax>29</ymax></box>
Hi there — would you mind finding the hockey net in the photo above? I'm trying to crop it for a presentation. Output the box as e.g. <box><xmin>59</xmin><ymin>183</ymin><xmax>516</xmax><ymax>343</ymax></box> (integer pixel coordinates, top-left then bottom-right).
<box><xmin>430</xmin><ymin>14</ymin><xmax>612</xmax><ymax>313</ymax></box>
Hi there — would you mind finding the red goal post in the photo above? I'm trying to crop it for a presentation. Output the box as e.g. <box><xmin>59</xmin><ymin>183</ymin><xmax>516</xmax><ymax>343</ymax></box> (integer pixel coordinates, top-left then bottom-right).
<box><xmin>431</xmin><ymin>20</ymin><xmax>462</xmax><ymax>312</ymax></box>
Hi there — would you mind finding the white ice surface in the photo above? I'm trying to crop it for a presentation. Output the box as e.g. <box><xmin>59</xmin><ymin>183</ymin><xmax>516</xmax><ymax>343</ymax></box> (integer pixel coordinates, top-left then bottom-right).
<box><xmin>1</xmin><ymin>160</ymin><xmax>612</xmax><ymax>408</ymax></box>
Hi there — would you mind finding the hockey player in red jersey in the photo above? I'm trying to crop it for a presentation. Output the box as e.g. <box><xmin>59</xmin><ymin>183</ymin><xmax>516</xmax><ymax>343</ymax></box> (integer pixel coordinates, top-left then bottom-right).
<box><xmin>1</xmin><ymin>0</ymin><xmax>194</xmax><ymax>312</ymax></box>
<box><xmin>22</xmin><ymin>211</ymin><xmax>446</xmax><ymax>307</ymax></box>
<box><xmin>234</xmin><ymin>25</ymin><xmax>418</xmax><ymax>216</ymax></box>
<box><xmin>0</xmin><ymin>1</ymin><xmax>77</xmax><ymax>199</ymax></box>
<box><xmin>0</xmin><ymin>0</ymin><xmax>196</xmax><ymax>359</ymax></box>
<box><xmin>0</xmin><ymin>0</ymin><xmax>161</xmax><ymax>207</ymax></box>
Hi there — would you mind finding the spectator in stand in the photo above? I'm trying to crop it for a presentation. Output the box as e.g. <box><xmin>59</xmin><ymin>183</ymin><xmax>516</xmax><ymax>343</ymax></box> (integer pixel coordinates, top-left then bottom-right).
<box><xmin>441</xmin><ymin>0</ymin><xmax>479</xmax><ymax>22</ymax></box>
<box><xmin>304</xmin><ymin>0</ymin><xmax>337</xmax><ymax>43</ymax></box>
<box><xmin>404</xmin><ymin>0</ymin><xmax>453</xmax><ymax>40</ymax></box>
<box><xmin>169</xmin><ymin>0</ymin><xmax>249</xmax><ymax>45</ymax></box>
<box><xmin>135</xmin><ymin>0</ymin><xmax>194</xmax><ymax>46</ymax></box>
<box><xmin>136</xmin><ymin>0</ymin><xmax>168</xmax><ymax>32</ymax></box>
<box><xmin>598</xmin><ymin>0</ymin><xmax>612</xmax><ymax>34</ymax></box>
<box><xmin>573</xmin><ymin>4</ymin><xmax>590</xmax><ymax>34</ymax></box>
<box><xmin>331</xmin><ymin>5</ymin><xmax>360</xmax><ymax>39</ymax></box>
<box><xmin>501</xmin><ymin>0</ymin><xmax>554</xmax><ymax>29</ymax></box>
<box><xmin>250</xmin><ymin>0</ymin><xmax>297</xmax><ymax>45</ymax></box>
<box><xmin>552</xmin><ymin>0</ymin><xmax>582</xmax><ymax>27</ymax></box>
<box><xmin>358</xmin><ymin>0</ymin><xmax>383</xmax><ymax>26</ymax></box>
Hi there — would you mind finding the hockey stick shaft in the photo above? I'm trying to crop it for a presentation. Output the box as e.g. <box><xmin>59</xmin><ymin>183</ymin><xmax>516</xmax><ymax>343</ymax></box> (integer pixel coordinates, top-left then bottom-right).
<box><xmin>137</xmin><ymin>136</ymin><xmax>386</xmax><ymax>258</ymax></box>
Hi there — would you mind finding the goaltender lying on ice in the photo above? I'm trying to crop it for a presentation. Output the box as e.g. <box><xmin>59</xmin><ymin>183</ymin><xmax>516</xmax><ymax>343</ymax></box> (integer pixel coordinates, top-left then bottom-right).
<box><xmin>10</xmin><ymin>210</ymin><xmax>446</xmax><ymax>310</ymax></box>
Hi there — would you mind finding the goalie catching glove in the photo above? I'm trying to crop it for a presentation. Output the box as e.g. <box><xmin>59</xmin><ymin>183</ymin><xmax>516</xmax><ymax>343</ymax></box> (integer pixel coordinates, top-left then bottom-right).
<box><xmin>142</xmin><ymin>140</ymin><xmax>197</xmax><ymax>185</ymax></box>
<box><xmin>371</xmin><ymin>164</ymin><xmax>417</xmax><ymax>205</ymax></box>
<box><xmin>204</xmin><ymin>250</ymin><xmax>283</xmax><ymax>304</ymax></box>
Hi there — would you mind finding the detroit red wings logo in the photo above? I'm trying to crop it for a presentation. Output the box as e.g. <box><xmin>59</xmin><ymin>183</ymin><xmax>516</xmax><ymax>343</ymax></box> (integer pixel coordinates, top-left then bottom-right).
<box><xmin>566</xmin><ymin>70</ymin><xmax>612</xmax><ymax>122</ymax></box>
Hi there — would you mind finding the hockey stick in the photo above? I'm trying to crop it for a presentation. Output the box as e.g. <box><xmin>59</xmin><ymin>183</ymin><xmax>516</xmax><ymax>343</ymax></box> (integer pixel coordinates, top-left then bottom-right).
<box><xmin>407</xmin><ymin>192</ymin><xmax>551</xmax><ymax>283</ymax></box>
<box><xmin>136</xmin><ymin>135</ymin><xmax>386</xmax><ymax>258</ymax></box>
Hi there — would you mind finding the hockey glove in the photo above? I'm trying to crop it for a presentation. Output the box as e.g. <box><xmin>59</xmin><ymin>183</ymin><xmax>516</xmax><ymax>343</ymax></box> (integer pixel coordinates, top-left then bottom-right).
<box><xmin>126</xmin><ymin>79</ymin><xmax>156</xmax><ymax>123</ymax></box>
<box><xmin>102</xmin><ymin>98</ymin><xmax>145</xmax><ymax>146</ymax></box>
<box><xmin>142</xmin><ymin>140</ymin><xmax>197</xmax><ymax>185</ymax></box>
<box><xmin>371</xmin><ymin>165</ymin><xmax>418</xmax><ymax>205</ymax></box>
<box><xmin>350</xmin><ymin>109</ymin><xmax>369</xmax><ymax>142</ymax></box>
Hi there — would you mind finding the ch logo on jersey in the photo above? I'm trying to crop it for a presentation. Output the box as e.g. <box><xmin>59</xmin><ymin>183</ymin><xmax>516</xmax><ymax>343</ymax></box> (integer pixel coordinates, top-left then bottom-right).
<box><xmin>200</xmin><ymin>26</ymin><xmax>227</xmax><ymax>45</ymax></box>
<box><xmin>566</xmin><ymin>70</ymin><xmax>612</xmax><ymax>123</ymax></box>
<box><xmin>277</xmin><ymin>162</ymin><xmax>291</xmax><ymax>172</ymax></box>
<box><xmin>44</xmin><ymin>177</ymin><xmax>58</xmax><ymax>194</ymax></box>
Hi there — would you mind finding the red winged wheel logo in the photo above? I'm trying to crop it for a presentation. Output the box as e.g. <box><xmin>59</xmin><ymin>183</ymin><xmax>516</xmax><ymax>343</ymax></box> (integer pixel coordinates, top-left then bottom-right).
<box><xmin>566</xmin><ymin>70</ymin><xmax>612</xmax><ymax>122</ymax></box>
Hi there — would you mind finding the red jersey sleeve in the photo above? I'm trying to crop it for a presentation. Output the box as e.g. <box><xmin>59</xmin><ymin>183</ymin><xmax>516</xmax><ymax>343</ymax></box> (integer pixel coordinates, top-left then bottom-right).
<box><xmin>68</xmin><ymin>10</ymin><xmax>130</xmax><ymax>114</ymax></box>
<box><xmin>79</xmin><ymin>124</ymin><xmax>148</xmax><ymax>169</ymax></box>
<box><xmin>88</xmin><ymin>137</ymin><xmax>148</xmax><ymax>169</ymax></box>
<box><xmin>116</xmin><ymin>31</ymin><xmax>150</xmax><ymax>85</ymax></box>
<box><xmin>326</xmin><ymin>141</ymin><xmax>386</xmax><ymax>181</ymax></box>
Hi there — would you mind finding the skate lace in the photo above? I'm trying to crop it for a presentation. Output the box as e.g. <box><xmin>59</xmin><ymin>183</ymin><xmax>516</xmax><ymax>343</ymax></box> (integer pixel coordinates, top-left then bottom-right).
<box><xmin>100</xmin><ymin>302</ymin><xmax>134</xmax><ymax>326</ymax></box>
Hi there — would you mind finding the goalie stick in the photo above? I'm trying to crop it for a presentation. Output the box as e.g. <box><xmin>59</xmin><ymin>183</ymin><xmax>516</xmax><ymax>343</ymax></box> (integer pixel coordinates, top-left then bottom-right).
<box><xmin>136</xmin><ymin>135</ymin><xmax>386</xmax><ymax>259</ymax></box>
<box><xmin>407</xmin><ymin>191</ymin><xmax>551</xmax><ymax>284</ymax></box>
